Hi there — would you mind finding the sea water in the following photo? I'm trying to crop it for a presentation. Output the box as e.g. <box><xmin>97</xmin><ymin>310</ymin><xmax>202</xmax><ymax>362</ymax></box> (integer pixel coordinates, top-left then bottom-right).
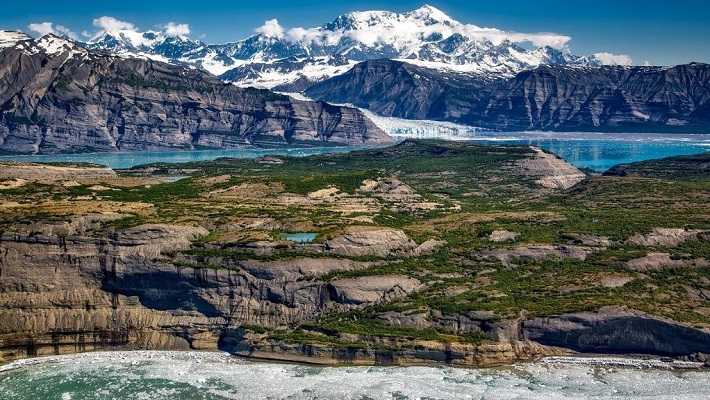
<box><xmin>0</xmin><ymin>146</ymin><xmax>367</xmax><ymax>170</ymax></box>
<box><xmin>459</xmin><ymin>131</ymin><xmax>710</xmax><ymax>172</ymax></box>
<box><xmin>0</xmin><ymin>351</ymin><xmax>708</xmax><ymax>400</ymax></box>
<box><xmin>1</xmin><ymin>133</ymin><xmax>708</xmax><ymax>172</ymax></box>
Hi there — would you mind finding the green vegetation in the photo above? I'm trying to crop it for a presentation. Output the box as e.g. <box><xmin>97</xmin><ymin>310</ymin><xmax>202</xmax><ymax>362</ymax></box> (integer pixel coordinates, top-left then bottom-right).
<box><xmin>1</xmin><ymin>139</ymin><xmax>708</xmax><ymax>349</ymax></box>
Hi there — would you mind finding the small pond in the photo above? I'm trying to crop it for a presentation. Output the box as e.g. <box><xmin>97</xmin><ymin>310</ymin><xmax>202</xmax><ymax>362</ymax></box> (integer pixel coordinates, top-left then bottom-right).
<box><xmin>281</xmin><ymin>232</ymin><xmax>318</xmax><ymax>243</ymax></box>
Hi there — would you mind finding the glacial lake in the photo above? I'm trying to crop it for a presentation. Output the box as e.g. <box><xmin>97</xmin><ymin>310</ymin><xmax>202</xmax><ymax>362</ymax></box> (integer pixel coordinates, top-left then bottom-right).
<box><xmin>281</xmin><ymin>232</ymin><xmax>318</xmax><ymax>243</ymax></box>
<box><xmin>0</xmin><ymin>133</ymin><xmax>708</xmax><ymax>172</ymax></box>
<box><xmin>0</xmin><ymin>351</ymin><xmax>708</xmax><ymax>400</ymax></box>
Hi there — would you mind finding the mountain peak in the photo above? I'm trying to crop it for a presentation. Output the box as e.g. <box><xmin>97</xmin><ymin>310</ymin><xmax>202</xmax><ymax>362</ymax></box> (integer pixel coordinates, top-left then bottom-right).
<box><xmin>0</xmin><ymin>30</ymin><xmax>32</xmax><ymax>48</ymax></box>
<box><xmin>35</xmin><ymin>34</ymin><xmax>86</xmax><ymax>55</ymax></box>
<box><xmin>407</xmin><ymin>4</ymin><xmax>454</xmax><ymax>24</ymax></box>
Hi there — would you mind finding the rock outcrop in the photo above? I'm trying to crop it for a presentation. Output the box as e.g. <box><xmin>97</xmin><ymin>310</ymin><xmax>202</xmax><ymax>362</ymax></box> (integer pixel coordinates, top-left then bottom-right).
<box><xmin>475</xmin><ymin>244</ymin><xmax>596</xmax><ymax>265</ymax></box>
<box><xmin>520</xmin><ymin>148</ymin><xmax>586</xmax><ymax>189</ymax></box>
<box><xmin>0</xmin><ymin>219</ymin><xmax>421</xmax><ymax>362</ymax></box>
<box><xmin>307</xmin><ymin>59</ymin><xmax>710</xmax><ymax>133</ymax></box>
<box><xmin>330</xmin><ymin>275</ymin><xmax>422</xmax><ymax>305</ymax></box>
<box><xmin>523</xmin><ymin>309</ymin><xmax>710</xmax><ymax>356</ymax></box>
<box><xmin>627</xmin><ymin>228</ymin><xmax>707</xmax><ymax>247</ymax></box>
<box><xmin>626</xmin><ymin>252</ymin><xmax>708</xmax><ymax>272</ymax></box>
<box><xmin>325</xmin><ymin>226</ymin><xmax>418</xmax><ymax>258</ymax></box>
<box><xmin>0</xmin><ymin>35</ymin><xmax>390</xmax><ymax>154</ymax></box>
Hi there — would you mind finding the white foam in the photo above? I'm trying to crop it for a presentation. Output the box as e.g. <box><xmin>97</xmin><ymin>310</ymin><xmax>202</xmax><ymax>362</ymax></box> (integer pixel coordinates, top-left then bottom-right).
<box><xmin>1</xmin><ymin>351</ymin><xmax>709</xmax><ymax>400</ymax></box>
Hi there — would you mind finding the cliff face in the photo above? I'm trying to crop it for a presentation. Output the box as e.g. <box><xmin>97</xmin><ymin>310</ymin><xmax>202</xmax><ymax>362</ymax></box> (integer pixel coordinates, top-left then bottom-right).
<box><xmin>306</xmin><ymin>60</ymin><xmax>710</xmax><ymax>132</ymax></box>
<box><xmin>484</xmin><ymin>63</ymin><xmax>710</xmax><ymax>132</ymax></box>
<box><xmin>0</xmin><ymin>220</ymin><xmax>420</xmax><ymax>361</ymax></box>
<box><xmin>0</xmin><ymin>36</ymin><xmax>390</xmax><ymax>155</ymax></box>
<box><xmin>305</xmin><ymin>59</ymin><xmax>491</xmax><ymax>121</ymax></box>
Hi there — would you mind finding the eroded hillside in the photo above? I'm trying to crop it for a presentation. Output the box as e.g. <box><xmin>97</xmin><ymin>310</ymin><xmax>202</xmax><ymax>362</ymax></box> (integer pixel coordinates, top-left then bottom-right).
<box><xmin>0</xmin><ymin>141</ymin><xmax>708</xmax><ymax>366</ymax></box>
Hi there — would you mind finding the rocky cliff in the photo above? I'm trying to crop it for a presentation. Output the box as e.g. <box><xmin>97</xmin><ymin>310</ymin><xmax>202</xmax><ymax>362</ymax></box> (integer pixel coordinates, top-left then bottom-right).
<box><xmin>0</xmin><ymin>220</ymin><xmax>422</xmax><ymax>361</ymax></box>
<box><xmin>0</xmin><ymin>35</ymin><xmax>390</xmax><ymax>154</ymax></box>
<box><xmin>306</xmin><ymin>60</ymin><xmax>710</xmax><ymax>133</ymax></box>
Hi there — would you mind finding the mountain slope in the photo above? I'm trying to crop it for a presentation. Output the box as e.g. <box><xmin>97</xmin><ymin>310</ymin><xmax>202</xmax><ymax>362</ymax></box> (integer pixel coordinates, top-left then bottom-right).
<box><xmin>0</xmin><ymin>34</ymin><xmax>390</xmax><ymax>154</ymax></box>
<box><xmin>306</xmin><ymin>59</ymin><xmax>710</xmax><ymax>132</ymax></box>
<box><xmin>77</xmin><ymin>5</ymin><xmax>607</xmax><ymax>89</ymax></box>
<box><xmin>305</xmin><ymin>59</ymin><xmax>493</xmax><ymax>121</ymax></box>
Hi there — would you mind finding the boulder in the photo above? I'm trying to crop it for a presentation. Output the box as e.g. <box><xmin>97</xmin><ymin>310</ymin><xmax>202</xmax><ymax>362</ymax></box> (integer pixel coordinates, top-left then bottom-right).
<box><xmin>329</xmin><ymin>275</ymin><xmax>421</xmax><ymax>305</ymax></box>
<box><xmin>488</xmin><ymin>230</ymin><xmax>519</xmax><ymax>243</ymax></box>
<box><xmin>627</xmin><ymin>228</ymin><xmax>706</xmax><ymax>247</ymax></box>
<box><xmin>325</xmin><ymin>227</ymin><xmax>418</xmax><ymax>258</ymax></box>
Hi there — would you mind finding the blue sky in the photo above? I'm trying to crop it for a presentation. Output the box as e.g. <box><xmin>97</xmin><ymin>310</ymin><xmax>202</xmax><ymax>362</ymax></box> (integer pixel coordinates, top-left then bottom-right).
<box><xmin>3</xmin><ymin>0</ymin><xmax>709</xmax><ymax>65</ymax></box>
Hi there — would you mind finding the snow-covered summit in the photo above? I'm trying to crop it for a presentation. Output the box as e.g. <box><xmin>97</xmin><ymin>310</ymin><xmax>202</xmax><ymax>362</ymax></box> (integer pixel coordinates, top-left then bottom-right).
<box><xmin>0</xmin><ymin>31</ymin><xmax>32</xmax><ymax>48</ymax></box>
<box><xmin>35</xmin><ymin>34</ymin><xmax>87</xmax><ymax>56</ymax></box>
<box><xmin>2</xmin><ymin>5</ymin><xmax>626</xmax><ymax>89</ymax></box>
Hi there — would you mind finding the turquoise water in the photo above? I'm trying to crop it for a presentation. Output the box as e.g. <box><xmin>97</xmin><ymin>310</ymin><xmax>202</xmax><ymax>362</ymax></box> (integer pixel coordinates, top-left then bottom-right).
<box><xmin>1</xmin><ymin>352</ymin><xmax>708</xmax><ymax>400</ymax></box>
<box><xmin>463</xmin><ymin>132</ymin><xmax>710</xmax><ymax>171</ymax></box>
<box><xmin>0</xmin><ymin>145</ymin><xmax>368</xmax><ymax>170</ymax></box>
<box><xmin>281</xmin><ymin>232</ymin><xmax>318</xmax><ymax>243</ymax></box>
<box><xmin>0</xmin><ymin>133</ymin><xmax>708</xmax><ymax>172</ymax></box>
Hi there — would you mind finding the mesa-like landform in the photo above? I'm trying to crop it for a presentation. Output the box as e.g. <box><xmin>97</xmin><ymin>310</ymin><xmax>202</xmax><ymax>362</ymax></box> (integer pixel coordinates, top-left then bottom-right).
<box><xmin>0</xmin><ymin>140</ymin><xmax>708</xmax><ymax>366</ymax></box>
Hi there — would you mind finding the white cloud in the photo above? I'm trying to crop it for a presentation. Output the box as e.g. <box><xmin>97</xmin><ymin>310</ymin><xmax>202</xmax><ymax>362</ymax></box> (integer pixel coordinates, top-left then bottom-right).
<box><xmin>27</xmin><ymin>22</ymin><xmax>78</xmax><ymax>40</ymax></box>
<box><xmin>456</xmin><ymin>25</ymin><xmax>571</xmax><ymax>48</ymax></box>
<box><xmin>27</xmin><ymin>22</ymin><xmax>54</xmax><ymax>36</ymax></box>
<box><xmin>594</xmin><ymin>52</ymin><xmax>633</xmax><ymax>66</ymax></box>
<box><xmin>255</xmin><ymin>10</ymin><xmax>572</xmax><ymax>50</ymax></box>
<box><xmin>255</xmin><ymin>19</ymin><xmax>285</xmax><ymax>39</ymax></box>
<box><xmin>87</xmin><ymin>16</ymin><xmax>193</xmax><ymax>47</ymax></box>
<box><xmin>163</xmin><ymin>22</ymin><xmax>190</xmax><ymax>37</ymax></box>
<box><xmin>92</xmin><ymin>16</ymin><xmax>136</xmax><ymax>34</ymax></box>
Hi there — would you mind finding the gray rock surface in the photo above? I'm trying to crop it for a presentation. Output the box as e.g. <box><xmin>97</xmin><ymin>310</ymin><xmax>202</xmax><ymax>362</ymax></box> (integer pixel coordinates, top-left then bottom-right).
<box><xmin>307</xmin><ymin>59</ymin><xmax>710</xmax><ymax>133</ymax></box>
<box><xmin>523</xmin><ymin>309</ymin><xmax>710</xmax><ymax>356</ymax></box>
<box><xmin>625</xmin><ymin>252</ymin><xmax>708</xmax><ymax>271</ymax></box>
<box><xmin>325</xmin><ymin>227</ymin><xmax>418</xmax><ymax>258</ymax></box>
<box><xmin>329</xmin><ymin>275</ymin><xmax>421</xmax><ymax>305</ymax></box>
<box><xmin>488</xmin><ymin>230</ymin><xmax>519</xmax><ymax>243</ymax></box>
<box><xmin>475</xmin><ymin>244</ymin><xmax>595</xmax><ymax>265</ymax></box>
<box><xmin>0</xmin><ymin>35</ymin><xmax>390</xmax><ymax>154</ymax></box>
<box><xmin>627</xmin><ymin>228</ymin><xmax>706</xmax><ymax>247</ymax></box>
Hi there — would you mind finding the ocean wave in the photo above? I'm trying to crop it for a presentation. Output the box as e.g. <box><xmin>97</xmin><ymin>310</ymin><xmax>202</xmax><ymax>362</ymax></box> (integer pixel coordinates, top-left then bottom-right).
<box><xmin>1</xmin><ymin>351</ymin><xmax>709</xmax><ymax>400</ymax></box>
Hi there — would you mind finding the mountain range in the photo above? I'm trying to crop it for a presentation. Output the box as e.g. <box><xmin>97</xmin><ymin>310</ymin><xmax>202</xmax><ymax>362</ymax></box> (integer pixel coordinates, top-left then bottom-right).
<box><xmin>0</xmin><ymin>5</ymin><xmax>709</xmax><ymax>154</ymax></box>
<box><xmin>305</xmin><ymin>59</ymin><xmax>710</xmax><ymax>132</ymax></box>
<box><xmin>78</xmin><ymin>5</ymin><xmax>611</xmax><ymax>90</ymax></box>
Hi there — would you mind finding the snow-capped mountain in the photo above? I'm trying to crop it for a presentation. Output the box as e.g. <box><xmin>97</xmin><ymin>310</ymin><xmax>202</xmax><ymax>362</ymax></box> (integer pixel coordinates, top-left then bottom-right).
<box><xmin>0</xmin><ymin>31</ymin><xmax>32</xmax><ymax>48</ymax></box>
<box><xmin>211</xmin><ymin>4</ymin><xmax>606</xmax><ymax>88</ymax></box>
<box><xmin>8</xmin><ymin>5</ymin><xmax>625</xmax><ymax>90</ymax></box>
<box><xmin>0</xmin><ymin>30</ymin><xmax>87</xmax><ymax>57</ymax></box>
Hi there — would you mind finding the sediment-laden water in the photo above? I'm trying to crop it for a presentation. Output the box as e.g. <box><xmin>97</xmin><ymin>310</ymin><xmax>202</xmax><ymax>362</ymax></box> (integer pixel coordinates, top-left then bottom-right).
<box><xmin>1</xmin><ymin>133</ymin><xmax>708</xmax><ymax>172</ymax></box>
<box><xmin>1</xmin><ymin>351</ymin><xmax>708</xmax><ymax>400</ymax></box>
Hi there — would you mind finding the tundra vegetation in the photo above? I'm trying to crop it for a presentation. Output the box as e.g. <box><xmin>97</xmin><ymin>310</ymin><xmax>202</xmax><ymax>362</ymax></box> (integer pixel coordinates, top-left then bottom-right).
<box><xmin>0</xmin><ymin>140</ymin><xmax>708</xmax><ymax>365</ymax></box>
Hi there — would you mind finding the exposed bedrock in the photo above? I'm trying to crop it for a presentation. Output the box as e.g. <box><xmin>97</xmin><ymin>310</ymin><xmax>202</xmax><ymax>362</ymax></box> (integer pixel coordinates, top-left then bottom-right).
<box><xmin>2</xmin><ymin>216</ymin><xmax>710</xmax><ymax>364</ymax></box>
<box><xmin>0</xmin><ymin>43</ymin><xmax>390</xmax><ymax>154</ymax></box>
<box><xmin>0</xmin><ymin>221</ymin><xmax>418</xmax><ymax>362</ymax></box>
<box><xmin>523</xmin><ymin>309</ymin><xmax>710</xmax><ymax>356</ymax></box>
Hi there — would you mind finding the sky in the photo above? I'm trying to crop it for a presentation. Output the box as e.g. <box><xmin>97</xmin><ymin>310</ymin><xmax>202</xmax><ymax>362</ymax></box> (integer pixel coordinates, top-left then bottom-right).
<box><xmin>3</xmin><ymin>0</ymin><xmax>709</xmax><ymax>65</ymax></box>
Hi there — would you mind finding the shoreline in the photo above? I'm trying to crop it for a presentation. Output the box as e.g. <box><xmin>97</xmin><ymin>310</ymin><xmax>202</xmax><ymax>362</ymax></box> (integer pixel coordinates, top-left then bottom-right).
<box><xmin>1</xmin><ymin>349</ymin><xmax>706</xmax><ymax>372</ymax></box>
